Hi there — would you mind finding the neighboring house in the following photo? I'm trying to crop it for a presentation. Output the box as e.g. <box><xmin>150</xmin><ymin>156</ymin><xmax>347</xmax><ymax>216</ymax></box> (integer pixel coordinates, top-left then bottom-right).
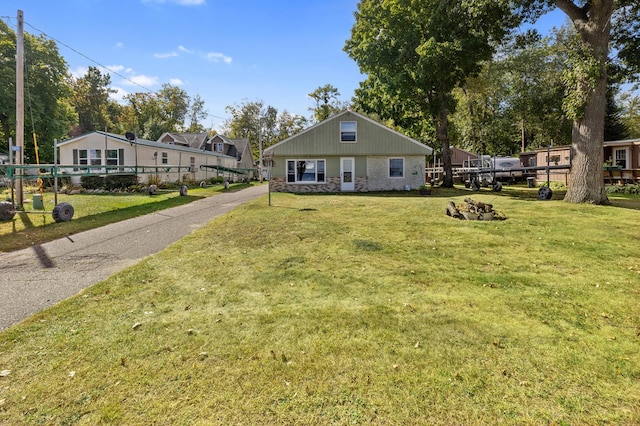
<box><xmin>264</xmin><ymin>110</ymin><xmax>433</xmax><ymax>193</ymax></box>
<box><xmin>157</xmin><ymin>132</ymin><xmax>256</xmax><ymax>180</ymax></box>
<box><xmin>603</xmin><ymin>138</ymin><xmax>640</xmax><ymax>184</ymax></box>
<box><xmin>531</xmin><ymin>145</ymin><xmax>573</xmax><ymax>185</ymax></box>
<box><xmin>57</xmin><ymin>131</ymin><xmax>237</xmax><ymax>184</ymax></box>
<box><xmin>526</xmin><ymin>139</ymin><xmax>640</xmax><ymax>185</ymax></box>
<box><xmin>426</xmin><ymin>147</ymin><xmax>478</xmax><ymax>183</ymax></box>
<box><xmin>208</xmin><ymin>134</ymin><xmax>255</xmax><ymax>178</ymax></box>
<box><xmin>158</xmin><ymin>132</ymin><xmax>210</xmax><ymax>150</ymax></box>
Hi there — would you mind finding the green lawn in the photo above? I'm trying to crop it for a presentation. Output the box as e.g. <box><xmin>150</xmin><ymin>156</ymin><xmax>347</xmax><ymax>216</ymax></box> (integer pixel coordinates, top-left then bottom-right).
<box><xmin>0</xmin><ymin>183</ymin><xmax>251</xmax><ymax>252</ymax></box>
<box><xmin>1</xmin><ymin>186</ymin><xmax>639</xmax><ymax>425</ymax></box>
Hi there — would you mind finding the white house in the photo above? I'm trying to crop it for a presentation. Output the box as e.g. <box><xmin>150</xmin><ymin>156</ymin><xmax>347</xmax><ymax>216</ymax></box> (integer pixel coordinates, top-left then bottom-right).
<box><xmin>57</xmin><ymin>131</ymin><xmax>238</xmax><ymax>184</ymax></box>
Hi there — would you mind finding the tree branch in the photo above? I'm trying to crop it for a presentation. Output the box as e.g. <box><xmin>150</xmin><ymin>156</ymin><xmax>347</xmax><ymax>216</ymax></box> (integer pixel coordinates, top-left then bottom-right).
<box><xmin>554</xmin><ymin>0</ymin><xmax>588</xmax><ymax>22</ymax></box>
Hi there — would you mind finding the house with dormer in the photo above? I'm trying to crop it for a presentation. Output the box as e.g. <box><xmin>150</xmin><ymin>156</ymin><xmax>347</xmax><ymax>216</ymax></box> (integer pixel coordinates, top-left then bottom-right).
<box><xmin>264</xmin><ymin>110</ymin><xmax>432</xmax><ymax>193</ymax></box>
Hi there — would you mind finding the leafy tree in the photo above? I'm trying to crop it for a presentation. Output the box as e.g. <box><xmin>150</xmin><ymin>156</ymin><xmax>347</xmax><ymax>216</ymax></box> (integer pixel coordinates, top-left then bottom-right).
<box><xmin>345</xmin><ymin>0</ymin><xmax>517</xmax><ymax>187</ymax></box>
<box><xmin>116</xmin><ymin>84</ymin><xmax>194</xmax><ymax>140</ymax></box>
<box><xmin>276</xmin><ymin>111</ymin><xmax>308</xmax><ymax>141</ymax></box>
<box><xmin>69</xmin><ymin>66</ymin><xmax>115</xmax><ymax>134</ymax></box>
<box><xmin>157</xmin><ymin>84</ymin><xmax>189</xmax><ymax>132</ymax></box>
<box><xmin>452</xmin><ymin>30</ymin><xmax>571</xmax><ymax>155</ymax></box>
<box><xmin>308</xmin><ymin>84</ymin><xmax>346</xmax><ymax>123</ymax></box>
<box><xmin>118</xmin><ymin>92</ymin><xmax>163</xmax><ymax>140</ymax></box>
<box><xmin>515</xmin><ymin>0</ymin><xmax>640</xmax><ymax>203</ymax></box>
<box><xmin>186</xmin><ymin>94</ymin><xmax>208</xmax><ymax>133</ymax></box>
<box><xmin>224</xmin><ymin>99</ymin><xmax>307</xmax><ymax>159</ymax></box>
<box><xmin>604</xmin><ymin>86</ymin><xmax>628</xmax><ymax>141</ymax></box>
<box><xmin>0</xmin><ymin>20</ymin><xmax>76</xmax><ymax>163</ymax></box>
<box><xmin>619</xmin><ymin>92</ymin><xmax>640</xmax><ymax>138</ymax></box>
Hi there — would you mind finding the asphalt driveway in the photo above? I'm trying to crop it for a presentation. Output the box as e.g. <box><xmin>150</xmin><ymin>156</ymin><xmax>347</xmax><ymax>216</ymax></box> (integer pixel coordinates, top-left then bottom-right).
<box><xmin>0</xmin><ymin>184</ymin><xmax>268</xmax><ymax>331</ymax></box>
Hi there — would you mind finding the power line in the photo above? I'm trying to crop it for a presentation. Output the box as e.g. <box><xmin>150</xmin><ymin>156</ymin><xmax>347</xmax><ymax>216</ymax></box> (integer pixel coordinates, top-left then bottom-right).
<box><xmin>23</xmin><ymin>21</ymin><xmax>157</xmax><ymax>93</ymax></box>
<box><xmin>2</xmin><ymin>15</ymin><xmax>229</xmax><ymax>123</ymax></box>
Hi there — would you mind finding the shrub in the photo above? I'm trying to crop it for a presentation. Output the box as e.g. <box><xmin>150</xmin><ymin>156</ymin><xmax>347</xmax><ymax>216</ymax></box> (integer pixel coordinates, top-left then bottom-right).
<box><xmin>80</xmin><ymin>175</ymin><xmax>103</xmax><ymax>190</ymax></box>
<box><xmin>606</xmin><ymin>184</ymin><xmax>640</xmax><ymax>194</ymax></box>
<box><xmin>104</xmin><ymin>175</ymin><xmax>138</xmax><ymax>191</ymax></box>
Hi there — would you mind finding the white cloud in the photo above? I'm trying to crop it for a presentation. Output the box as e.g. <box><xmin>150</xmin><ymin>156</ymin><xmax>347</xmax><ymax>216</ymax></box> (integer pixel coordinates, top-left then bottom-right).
<box><xmin>177</xmin><ymin>0</ymin><xmax>206</xmax><ymax>5</ymax></box>
<box><xmin>109</xmin><ymin>86</ymin><xmax>129</xmax><ymax>103</ymax></box>
<box><xmin>178</xmin><ymin>45</ymin><xmax>192</xmax><ymax>53</ymax></box>
<box><xmin>107</xmin><ymin>65</ymin><xmax>125</xmax><ymax>73</ymax></box>
<box><xmin>169</xmin><ymin>78</ymin><xmax>184</xmax><ymax>85</ymax></box>
<box><xmin>154</xmin><ymin>51</ymin><xmax>178</xmax><ymax>59</ymax></box>
<box><xmin>129</xmin><ymin>74</ymin><xmax>160</xmax><ymax>87</ymax></box>
<box><xmin>142</xmin><ymin>0</ymin><xmax>206</xmax><ymax>5</ymax></box>
<box><xmin>206</xmin><ymin>52</ymin><xmax>232</xmax><ymax>64</ymax></box>
<box><xmin>115</xmin><ymin>42</ymin><xmax>124</xmax><ymax>48</ymax></box>
<box><xmin>70</xmin><ymin>66</ymin><xmax>88</xmax><ymax>78</ymax></box>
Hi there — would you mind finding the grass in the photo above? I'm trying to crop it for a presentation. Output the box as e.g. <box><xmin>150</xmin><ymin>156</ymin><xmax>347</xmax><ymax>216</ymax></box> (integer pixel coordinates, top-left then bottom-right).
<box><xmin>1</xmin><ymin>185</ymin><xmax>639</xmax><ymax>424</ymax></box>
<box><xmin>0</xmin><ymin>182</ymin><xmax>252</xmax><ymax>252</ymax></box>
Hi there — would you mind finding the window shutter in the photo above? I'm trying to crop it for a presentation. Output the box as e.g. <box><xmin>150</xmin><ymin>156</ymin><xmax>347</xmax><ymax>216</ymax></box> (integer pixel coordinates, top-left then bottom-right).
<box><xmin>73</xmin><ymin>149</ymin><xmax>78</xmax><ymax>171</ymax></box>
<box><xmin>119</xmin><ymin>149</ymin><xmax>124</xmax><ymax>165</ymax></box>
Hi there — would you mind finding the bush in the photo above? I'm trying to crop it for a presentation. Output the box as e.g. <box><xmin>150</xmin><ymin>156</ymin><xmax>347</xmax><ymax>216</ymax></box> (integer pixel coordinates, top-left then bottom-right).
<box><xmin>181</xmin><ymin>174</ymin><xmax>197</xmax><ymax>186</ymax></box>
<box><xmin>538</xmin><ymin>181</ymin><xmax>566</xmax><ymax>190</ymax></box>
<box><xmin>104</xmin><ymin>175</ymin><xmax>138</xmax><ymax>191</ymax></box>
<box><xmin>80</xmin><ymin>175</ymin><xmax>103</xmax><ymax>190</ymax></box>
<box><xmin>606</xmin><ymin>184</ymin><xmax>640</xmax><ymax>194</ymax></box>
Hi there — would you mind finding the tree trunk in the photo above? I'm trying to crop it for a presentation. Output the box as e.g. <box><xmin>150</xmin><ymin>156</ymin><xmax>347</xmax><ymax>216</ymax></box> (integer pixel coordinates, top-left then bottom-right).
<box><xmin>435</xmin><ymin>95</ymin><xmax>454</xmax><ymax>188</ymax></box>
<box><xmin>558</xmin><ymin>0</ymin><xmax>613</xmax><ymax>204</ymax></box>
<box><xmin>565</xmin><ymin>76</ymin><xmax>610</xmax><ymax>204</ymax></box>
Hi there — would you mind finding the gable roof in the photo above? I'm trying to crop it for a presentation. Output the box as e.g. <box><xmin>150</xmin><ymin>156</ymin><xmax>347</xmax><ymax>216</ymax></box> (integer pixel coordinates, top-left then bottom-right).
<box><xmin>57</xmin><ymin>131</ymin><xmax>235</xmax><ymax>159</ymax></box>
<box><xmin>265</xmin><ymin>110</ymin><xmax>432</xmax><ymax>156</ymax></box>
<box><xmin>158</xmin><ymin>132</ymin><xmax>209</xmax><ymax>149</ymax></box>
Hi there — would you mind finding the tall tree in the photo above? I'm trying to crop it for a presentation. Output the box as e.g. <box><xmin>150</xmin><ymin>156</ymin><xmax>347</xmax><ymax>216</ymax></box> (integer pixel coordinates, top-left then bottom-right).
<box><xmin>0</xmin><ymin>20</ymin><xmax>76</xmax><ymax>163</ymax></box>
<box><xmin>308</xmin><ymin>84</ymin><xmax>346</xmax><ymax>123</ymax></box>
<box><xmin>69</xmin><ymin>66</ymin><xmax>115</xmax><ymax>134</ymax></box>
<box><xmin>515</xmin><ymin>1</ymin><xmax>640</xmax><ymax>203</ymax></box>
<box><xmin>224</xmin><ymin>99</ymin><xmax>307</xmax><ymax>158</ymax></box>
<box><xmin>118</xmin><ymin>92</ymin><xmax>163</xmax><ymax>140</ymax></box>
<box><xmin>157</xmin><ymin>84</ymin><xmax>189</xmax><ymax>132</ymax></box>
<box><xmin>186</xmin><ymin>94</ymin><xmax>208</xmax><ymax>133</ymax></box>
<box><xmin>619</xmin><ymin>92</ymin><xmax>640</xmax><ymax>138</ymax></box>
<box><xmin>345</xmin><ymin>0</ymin><xmax>517</xmax><ymax>187</ymax></box>
<box><xmin>452</xmin><ymin>30</ymin><xmax>571</xmax><ymax>155</ymax></box>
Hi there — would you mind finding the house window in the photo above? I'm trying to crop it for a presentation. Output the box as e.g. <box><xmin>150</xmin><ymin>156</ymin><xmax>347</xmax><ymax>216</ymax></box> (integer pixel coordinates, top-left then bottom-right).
<box><xmin>162</xmin><ymin>152</ymin><xmax>168</xmax><ymax>165</ymax></box>
<box><xmin>286</xmin><ymin>159</ymin><xmax>326</xmax><ymax>183</ymax></box>
<box><xmin>614</xmin><ymin>148</ymin><xmax>628</xmax><ymax>168</ymax></box>
<box><xmin>340</xmin><ymin>121</ymin><xmax>357</xmax><ymax>142</ymax></box>
<box><xmin>190</xmin><ymin>157</ymin><xmax>196</xmax><ymax>172</ymax></box>
<box><xmin>546</xmin><ymin>155</ymin><xmax>561</xmax><ymax>165</ymax></box>
<box><xmin>389</xmin><ymin>158</ymin><xmax>404</xmax><ymax>178</ymax></box>
<box><xmin>78</xmin><ymin>149</ymin><xmax>88</xmax><ymax>166</ymax></box>
<box><xmin>106</xmin><ymin>149</ymin><xmax>119</xmax><ymax>166</ymax></box>
<box><xmin>89</xmin><ymin>149</ymin><xmax>101</xmax><ymax>166</ymax></box>
<box><xmin>217</xmin><ymin>143</ymin><xmax>224</xmax><ymax>152</ymax></box>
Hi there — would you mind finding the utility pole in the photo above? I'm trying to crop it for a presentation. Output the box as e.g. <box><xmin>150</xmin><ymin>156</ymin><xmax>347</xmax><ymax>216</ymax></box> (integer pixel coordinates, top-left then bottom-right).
<box><xmin>258</xmin><ymin>123</ymin><xmax>263</xmax><ymax>183</ymax></box>
<box><xmin>15</xmin><ymin>10</ymin><xmax>24</xmax><ymax>208</ymax></box>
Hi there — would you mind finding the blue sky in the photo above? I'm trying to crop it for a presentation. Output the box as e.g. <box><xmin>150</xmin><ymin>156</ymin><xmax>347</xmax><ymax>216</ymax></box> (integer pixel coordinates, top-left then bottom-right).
<box><xmin>2</xmin><ymin>0</ymin><xmax>565</xmax><ymax>131</ymax></box>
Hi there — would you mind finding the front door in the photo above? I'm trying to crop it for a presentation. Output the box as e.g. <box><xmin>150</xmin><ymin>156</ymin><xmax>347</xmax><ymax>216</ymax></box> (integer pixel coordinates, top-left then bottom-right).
<box><xmin>341</xmin><ymin>157</ymin><xmax>355</xmax><ymax>191</ymax></box>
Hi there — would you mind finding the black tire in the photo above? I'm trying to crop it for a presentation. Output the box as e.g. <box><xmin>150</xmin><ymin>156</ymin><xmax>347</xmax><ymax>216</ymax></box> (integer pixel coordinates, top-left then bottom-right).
<box><xmin>464</xmin><ymin>180</ymin><xmax>471</xmax><ymax>189</ymax></box>
<box><xmin>148</xmin><ymin>184</ymin><xmax>158</xmax><ymax>195</ymax></box>
<box><xmin>0</xmin><ymin>201</ymin><xmax>16</xmax><ymax>221</ymax></box>
<box><xmin>537</xmin><ymin>186</ymin><xmax>553</xmax><ymax>200</ymax></box>
<box><xmin>199</xmin><ymin>181</ymin><xmax>206</xmax><ymax>188</ymax></box>
<box><xmin>471</xmin><ymin>178</ymin><xmax>481</xmax><ymax>192</ymax></box>
<box><xmin>492</xmin><ymin>181</ymin><xmax>503</xmax><ymax>192</ymax></box>
<box><xmin>179</xmin><ymin>185</ymin><xmax>188</xmax><ymax>196</ymax></box>
<box><xmin>52</xmin><ymin>202</ymin><xmax>74</xmax><ymax>223</ymax></box>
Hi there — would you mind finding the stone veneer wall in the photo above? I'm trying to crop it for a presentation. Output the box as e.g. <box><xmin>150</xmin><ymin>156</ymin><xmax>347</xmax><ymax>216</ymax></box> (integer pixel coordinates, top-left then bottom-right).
<box><xmin>367</xmin><ymin>156</ymin><xmax>425</xmax><ymax>191</ymax></box>
<box><xmin>269</xmin><ymin>176</ymin><xmax>369</xmax><ymax>193</ymax></box>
